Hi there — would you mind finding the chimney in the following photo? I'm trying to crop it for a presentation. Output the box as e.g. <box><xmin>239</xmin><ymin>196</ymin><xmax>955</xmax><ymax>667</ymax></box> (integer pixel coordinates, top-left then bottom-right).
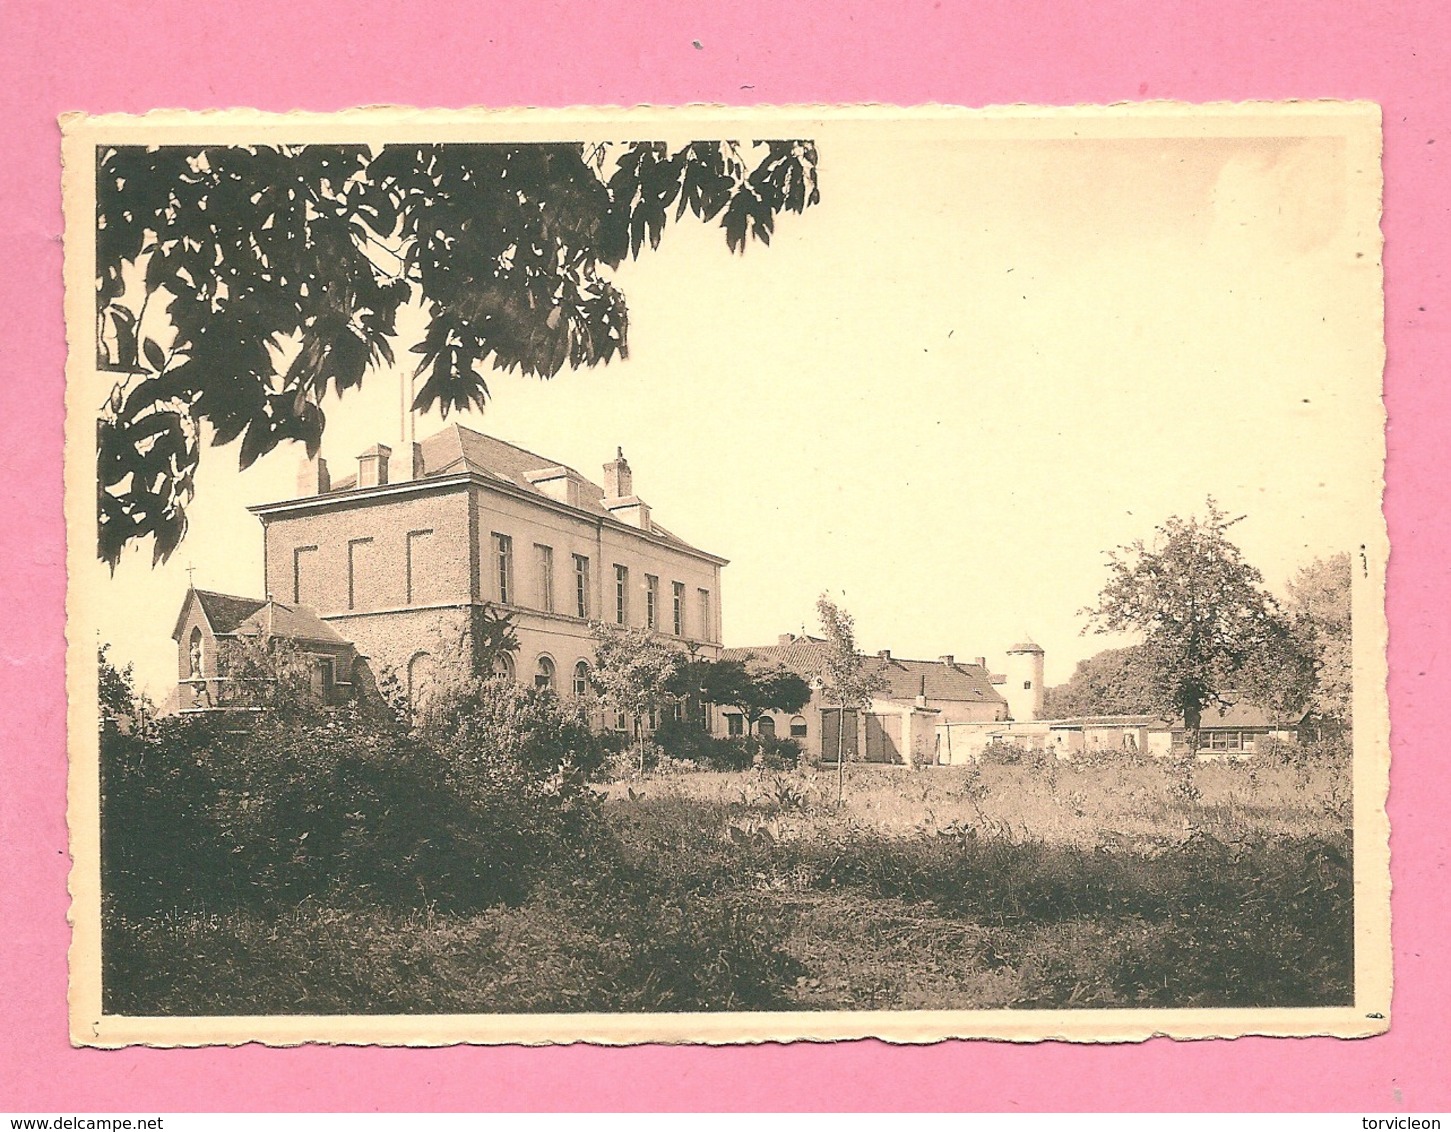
<box><xmin>297</xmin><ymin>455</ymin><xmax>330</xmax><ymax>496</ymax></box>
<box><xmin>411</xmin><ymin>442</ymin><xmax>425</xmax><ymax>480</ymax></box>
<box><xmin>778</xmin><ymin>633</ymin><xmax>797</xmax><ymax>646</ymax></box>
<box><xmin>973</xmin><ymin>656</ymin><xmax>987</xmax><ymax>668</ymax></box>
<box><xmin>877</xmin><ymin>649</ymin><xmax>891</xmax><ymax>660</ymax></box>
<box><xmin>603</xmin><ymin>447</ymin><xmax>633</xmax><ymax>499</ymax></box>
<box><xmin>939</xmin><ymin>654</ymin><xmax>955</xmax><ymax>667</ymax></box>
<box><xmin>916</xmin><ymin>673</ymin><xmax>928</xmax><ymax>708</ymax></box>
<box><xmin>357</xmin><ymin>443</ymin><xmax>391</xmax><ymax>488</ymax></box>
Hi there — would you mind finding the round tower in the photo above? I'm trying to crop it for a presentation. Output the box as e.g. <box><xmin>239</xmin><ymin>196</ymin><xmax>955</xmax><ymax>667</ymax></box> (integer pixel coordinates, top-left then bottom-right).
<box><xmin>1004</xmin><ymin>639</ymin><xmax>1046</xmax><ymax>721</ymax></box>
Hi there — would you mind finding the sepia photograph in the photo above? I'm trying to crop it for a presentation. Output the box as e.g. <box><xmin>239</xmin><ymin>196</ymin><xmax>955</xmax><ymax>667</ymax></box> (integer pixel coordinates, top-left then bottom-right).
<box><xmin>63</xmin><ymin>102</ymin><xmax>1389</xmax><ymax>1046</ymax></box>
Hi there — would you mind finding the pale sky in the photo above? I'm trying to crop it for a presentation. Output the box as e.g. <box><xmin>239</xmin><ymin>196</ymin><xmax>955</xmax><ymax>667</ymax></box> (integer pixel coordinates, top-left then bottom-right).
<box><xmin>82</xmin><ymin>110</ymin><xmax>1384</xmax><ymax>700</ymax></box>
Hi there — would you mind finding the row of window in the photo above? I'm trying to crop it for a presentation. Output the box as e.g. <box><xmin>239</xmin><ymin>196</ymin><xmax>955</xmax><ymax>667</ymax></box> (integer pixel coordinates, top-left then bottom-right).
<box><xmin>290</xmin><ymin>529</ymin><xmax>713</xmax><ymax>641</ymax></box>
<box><xmin>723</xmin><ymin>713</ymin><xmax>809</xmax><ymax>739</ymax></box>
<box><xmin>492</xmin><ymin>532</ymin><xmax>712</xmax><ymax>639</ymax></box>
<box><xmin>494</xmin><ymin>652</ymin><xmax>594</xmax><ymax>698</ymax></box>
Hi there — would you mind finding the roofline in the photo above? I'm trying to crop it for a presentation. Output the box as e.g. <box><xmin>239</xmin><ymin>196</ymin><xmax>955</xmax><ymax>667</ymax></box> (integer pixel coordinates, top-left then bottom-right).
<box><xmin>247</xmin><ymin>471</ymin><xmax>730</xmax><ymax>567</ymax></box>
<box><xmin>170</xmin><ymin>587</ymin><xmax>208</xmax><ymax>642</ymax></box>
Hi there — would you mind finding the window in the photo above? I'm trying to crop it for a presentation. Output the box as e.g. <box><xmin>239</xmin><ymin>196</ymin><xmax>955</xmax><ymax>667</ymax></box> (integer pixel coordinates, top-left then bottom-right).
<box><xmin>535</xmin><ymin>544</ymin><xmax>554</xmax><ymax>612</ymax></box>
<box><xmin>645</xmin><ymin>574</ymin><xmax>659</xmax><ymax>629</ymax></box>
<box><xmin>572</xmin><ymin>660</ymin><xmax>590</xmax><ymax>697</ymax></box>
<box><xmin>492</xmin><ymin>532</ymin><xmax>514</xmax><ymax>604</ymax></box>
<box><xmin>789</xmin><ymin>715</ymin><xmax>808</xmax><ymax>739</ymax></box>
<box><xmin>292</xmin><ymin>545</ymin><xmax>318</xmax><ymax>605</ymax></box>
<box><xmin>572</xmin><ymin>554</ymin><xmax>590</xmax><ymax>618</ymax></box>
<box><xmin>311</xmin><ymin>657</ymin><xmax>335</xmax><ymax>702</ymax></box>
<box><xmin>727</xmin><ymin>712</ymin><xmax>744</xmax><ymax>737</ymax></box>
<box><xmin>347</xmin><ymin>537</ymin><xmax>373</xmax><ymax>611</ymax></box>
<box><xmin>698</xmin><ymin>588</ymin><xmax>712</xmax><ymax>641</ymax></box>
<box><xmin>672</xmin><ymin>581</ymin><xmax>684</xmax><ymax>635</ymax></box>
<box><xmin>493</xmin><ymin>652</ymin><xmax>516</xmax><ymax>681</ymax></box>
<box><xmin>614</xmin><ymin>564</ymin><xmax>629</xmax><ymax>625</ymax></box>
<box><xmin>758</xmin><ymin>716</ymin><xmax>776</xmax><ymax>740</ymax></box>
<box><xmin>405</xmin><ymin>529</ymin><xmax>433</xmax><ymax>605</ymax></box>
<box><xmin>1023</xmin><ymin>680</ymin><xmax>1033</xmax><ymax>690</ymax></box>
<box><xmin>535</xmin><ymin>655</ymin><xmax>556</xmax><ymax>691</ymax></box>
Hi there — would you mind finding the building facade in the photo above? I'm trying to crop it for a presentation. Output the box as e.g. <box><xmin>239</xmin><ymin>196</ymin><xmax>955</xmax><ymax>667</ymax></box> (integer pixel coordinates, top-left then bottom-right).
<box><xmin>172</xmin><ymin>424</ymin><xmax>726</xmax><ymax>711</ymax></box>
<box><xmin>723</xmin><ymin>634</ymin><xmax>1010</xmax><ymax>767</ymax></box>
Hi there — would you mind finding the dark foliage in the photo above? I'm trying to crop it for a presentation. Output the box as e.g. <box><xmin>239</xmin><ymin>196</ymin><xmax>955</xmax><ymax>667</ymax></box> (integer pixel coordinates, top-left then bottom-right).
<box><xmin>95</xmin><ymin>140</ymin><xmax>819</xmax><ymax>566</ymax></box>
<box><xmin>1043</xmin><ymin>645</ymin><xmax>1159</xmax><ymax>719</ymax></box>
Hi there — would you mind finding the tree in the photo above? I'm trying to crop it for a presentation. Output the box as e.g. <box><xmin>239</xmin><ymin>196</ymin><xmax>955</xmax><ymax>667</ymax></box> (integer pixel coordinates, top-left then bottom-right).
<box><xmin>95</xmin><ymin>140</ymin><xmax>820</xmax><ymax>567</ymax></box>
<box><xmin>98</xmin><ymin>642</ymin><xmax>154</xmax><ymax>728</ymax></box>
<box><xmin>587</xmin><ymin>623</ymin><xmax>683</xmax><ymax>773</ymax></box>
<box><xmin>697</xmin><ymin>657</ymin><xmax>811</xmax><ymax>744</ymax></box>
<box><xmin>815</xmin><ymin>595</ymin><xmax>887</xmax><ymax>804</ymax></box>
<box><xmin>217</xmin><ymin>631</ymin><xmax>322</xmax><ymax>722</ymax></box>
<box><xmin>1042</xmin><ymin>645</ymin><xmax>1159</xmax><ymax>718</ymax></box>
<box><xmin>1285</xmin><ymin>552</ymin><xmax>1353</xmax><ymax>726</ymax></box>
<box><xmin>1083</xmin><ymin>499</ymin><xmax>1301</xmax><ymax>759</ymax></box>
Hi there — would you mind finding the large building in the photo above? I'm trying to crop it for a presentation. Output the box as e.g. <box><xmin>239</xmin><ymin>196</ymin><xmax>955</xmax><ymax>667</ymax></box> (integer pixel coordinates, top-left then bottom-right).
<box><xmin>173</xmin><ymin>423</ymin><xmax>727</xmax><ymax>710</ymax></box>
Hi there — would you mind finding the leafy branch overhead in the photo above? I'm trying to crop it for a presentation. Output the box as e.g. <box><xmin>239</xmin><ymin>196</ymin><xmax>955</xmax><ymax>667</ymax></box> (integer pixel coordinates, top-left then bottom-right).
<box><xmin>95</xmin><ymin>140</ymin><xmax>821</xmax><ymax>567</ymax></box>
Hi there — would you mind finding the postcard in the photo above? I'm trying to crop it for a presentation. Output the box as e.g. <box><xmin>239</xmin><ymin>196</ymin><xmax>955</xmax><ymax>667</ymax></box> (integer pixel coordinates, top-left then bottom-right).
<box><xmin>63</xmin><ymin>102</ymin><xmax>1389</xmax><ymax>1045</ymax></box>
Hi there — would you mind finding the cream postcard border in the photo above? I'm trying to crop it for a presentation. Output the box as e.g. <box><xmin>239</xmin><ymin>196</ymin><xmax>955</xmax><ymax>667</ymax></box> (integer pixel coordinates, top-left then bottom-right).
<box><xmin>62</xmin><ymin>101</ymin><xmax>1391</xmax><ymax>1047</ymax></box>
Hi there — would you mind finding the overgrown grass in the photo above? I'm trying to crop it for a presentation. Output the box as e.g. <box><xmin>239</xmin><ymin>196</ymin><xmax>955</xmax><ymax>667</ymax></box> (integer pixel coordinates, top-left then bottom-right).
<box><xmin>106</xmin><ymin>752</ymin><xmax>1354</xmax><ymax>1015</ymax></box>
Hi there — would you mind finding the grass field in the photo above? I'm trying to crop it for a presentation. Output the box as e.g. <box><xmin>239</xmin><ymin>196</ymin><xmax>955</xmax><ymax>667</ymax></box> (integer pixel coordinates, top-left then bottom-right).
<box><xmin>104</xmin><ymin>752</ymin><xmax>1354</xmax><ymax>1015</ymax></box>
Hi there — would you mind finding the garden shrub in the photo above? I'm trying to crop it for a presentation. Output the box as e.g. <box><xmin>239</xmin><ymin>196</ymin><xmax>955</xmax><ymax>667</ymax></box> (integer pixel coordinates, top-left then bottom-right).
<box><xmin>754</xmin><ymin>736</ymin><xmax>803</xmax><ymax>771</ymax></box>
<box><xmin>979</xmin><ymin>740</ymin><xmax>1034</xmax><ymax>766</ymax></box>
<box><xmin>652</xmin><ymin>717</ymin><xmax>754</xmax><ymax>771</ymax></box>
<box><xmin>102</xmin><ymin>681</ymin><xmax>615</xmax><ymax>918</ymax></box>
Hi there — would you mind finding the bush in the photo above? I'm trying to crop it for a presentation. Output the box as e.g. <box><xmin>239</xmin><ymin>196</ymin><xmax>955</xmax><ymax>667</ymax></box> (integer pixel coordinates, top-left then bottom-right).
<box><xmin>754</xmin><ymin>736</ymin><xmax>803</xmax><ymax>771</ymax></box>
<box><xmin>652</xmin><ymin>717</ymin><xmax>754</xmax><ymax>771</ymax></box>
<box><xmin>1257</xmin><ymin>734</ymin><xmax>1351</xmax><ymax>768</ymax></box>
<box><xmin>102</xmin><ymin>682</ymin><xmax>614</xmax><ymax>918</ymax></box>
<box><xmin>979</xmin><ymin>740</ymin><xmax>1034</xmax><ymax>766</ymax></box>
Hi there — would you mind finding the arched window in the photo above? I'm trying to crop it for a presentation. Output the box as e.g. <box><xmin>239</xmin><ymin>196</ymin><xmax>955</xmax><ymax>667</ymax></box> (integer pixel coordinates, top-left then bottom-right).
<box><xmin>572</xmin><ymin>660</ymin><xmax>590</xmax><ymax>697</ymax></box>
<box><xmin>493</xmin><ymin>652</ymin><xmax>516</xmax><ymax>681</ymax></box>
<box><xmin>188</xmin><ymin>626</ymin><xmax>204</xmax><ymax>679</ymax></box>
<box><xmin>789</xmin><ymin>715</ymin><xmax>808</xmax><ymax>739</ymax></box>
<box><xmin>535</xmin><ymin>655</ymin><xmax>556</xmax><ymax>691</ymax></box>
<box><xmin>757</xmin><ymin>716</ymin><xmax>776</xmax><ymax>740</ymax></box>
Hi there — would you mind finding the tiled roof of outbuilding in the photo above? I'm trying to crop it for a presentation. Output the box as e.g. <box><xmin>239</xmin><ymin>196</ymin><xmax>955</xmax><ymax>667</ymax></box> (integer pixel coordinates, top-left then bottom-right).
<box><xmin>192</xmin><ymin>590</ymin><xmax>267</xmax><ymax>634</ymax></box>
<box><xmin>1186</xmin><ymin>697</ymin><xmax>1310</xmax><ymax>729</ymax></box>
<box><xmin>234</xmin><ymin>601</ymin><xmax>352</xmax><ymax>648</ymax></box>
<box><xmin>725</xmin><ymin>636</ymin><xmax>1008</xmax><ymax>707</ymax></box>
<box><xmin>178</xmin><ymin>589</ymin><xmax>350</xmax><ymax>649</ymax></box>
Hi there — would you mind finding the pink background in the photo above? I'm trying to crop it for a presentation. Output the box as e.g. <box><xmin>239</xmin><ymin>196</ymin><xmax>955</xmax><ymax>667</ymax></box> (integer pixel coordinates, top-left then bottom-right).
<box><xmin>2</xmin><ymin>1</ymin><xmax>1447</xmax><ymax>1112</ymax></box>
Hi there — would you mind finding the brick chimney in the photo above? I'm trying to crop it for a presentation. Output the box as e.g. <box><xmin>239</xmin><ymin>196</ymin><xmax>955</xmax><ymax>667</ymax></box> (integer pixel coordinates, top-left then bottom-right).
<box><xmin>602</xmin><ymin>446</ymin><xmax>653</xmax><ymax>530</ymax></box>
<box><xmin>357</xmin><ymin>443</ymin><xmax>391</xmax><ymax>488</ymax></box>
<box><xmin>778</xmin><ymin>633</ymin><xmax>797</xmax><ymax>645</ymax></box>
<box><xmin>939</xmin><ymin>654</ymin><xmax>955</xmax><ymax>667</ymax></box>
<box><xmin>603</xmin><ymin>447</ymin><xmax>632</xmax><ymax>499</ymax></box>
<box><xmin>877</xmin><ymin>649</ymin><xmax>891</xmax><ymax>660</ymax></box>
<box><xmin>297</xmin><ymin>455</ymin><xmax>330</xmax><ymax>496</ymax></box>
<box><xmin>973</xmin><ymin>656</ymin><xmax>987</xmax><ymax>668</ymax></box>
